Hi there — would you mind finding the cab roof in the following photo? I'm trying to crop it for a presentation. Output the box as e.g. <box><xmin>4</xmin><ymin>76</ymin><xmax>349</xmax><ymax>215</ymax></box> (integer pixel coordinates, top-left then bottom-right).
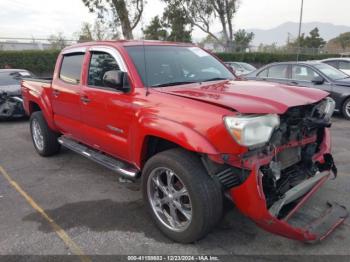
<box><xmin>62</xmin><ymin>40</ymin><xmax>195</xmax><ymax>52</ymax></box>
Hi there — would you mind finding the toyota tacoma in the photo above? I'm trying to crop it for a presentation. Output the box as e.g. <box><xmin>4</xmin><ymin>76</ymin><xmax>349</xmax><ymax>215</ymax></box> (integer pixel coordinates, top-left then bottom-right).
<box><xmin>22</xmin><ymin>41</ymin><xmax>348</xmax><ymax>243</ymax></box>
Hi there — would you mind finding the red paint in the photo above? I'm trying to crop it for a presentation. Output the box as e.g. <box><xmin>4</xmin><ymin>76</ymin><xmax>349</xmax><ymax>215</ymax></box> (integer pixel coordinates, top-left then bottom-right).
<box><xmin>21</xmin><ymin>41</ymin><xmax>343</xmax><ymax>242</ymax></box>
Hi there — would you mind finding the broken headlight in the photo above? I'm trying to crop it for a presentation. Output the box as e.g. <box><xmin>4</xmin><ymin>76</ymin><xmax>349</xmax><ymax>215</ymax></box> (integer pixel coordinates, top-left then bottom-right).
<box><xmin>224</xmin><ymin>114</ymin><xmax>280</xmax><ymax>147</ymax></box>
<box><xmin>312</xmin><ymin>97</ymin><xmax>335</xmax><ymax>122</ymax></box>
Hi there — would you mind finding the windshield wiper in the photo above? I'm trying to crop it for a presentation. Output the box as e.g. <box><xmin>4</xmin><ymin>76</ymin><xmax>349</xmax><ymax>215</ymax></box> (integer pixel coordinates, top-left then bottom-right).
<box><xmin>151</xmin><ymin>81</ymin><xmax>197</xmax><ymax>87</ymax></box>
<box><xmin>201</xmin><ymin>77</ymin><xmax>230</xmax><ymax>82</ymax></box>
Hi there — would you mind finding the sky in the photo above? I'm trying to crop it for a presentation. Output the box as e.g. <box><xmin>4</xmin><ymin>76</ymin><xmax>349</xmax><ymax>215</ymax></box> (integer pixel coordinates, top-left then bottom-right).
<box><xmin>0</xmin><ymin>0</ymin><xmax>349</xmax><ymax>41</ymax></box>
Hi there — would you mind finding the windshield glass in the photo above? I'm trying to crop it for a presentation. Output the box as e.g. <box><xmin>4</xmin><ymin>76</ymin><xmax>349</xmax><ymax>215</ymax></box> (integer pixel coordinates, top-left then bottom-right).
<box><xmin>314</xmin><ymin>63</ymin><xmax>349</xmax><ymax>80</ymax></box>
<box><xmin>239</xmin><ymin>62</ymin><xmax>256</xmax><ymax>71</ymax></box>
<box><xmin>126</xmin><ymin>46</ymin><xmax>235</xmax><ymax>87</ymax></box>
<box><xmin>0</xmin><ymin>71</ymin><xmax>33</xmax><ymax>86</ymax></box>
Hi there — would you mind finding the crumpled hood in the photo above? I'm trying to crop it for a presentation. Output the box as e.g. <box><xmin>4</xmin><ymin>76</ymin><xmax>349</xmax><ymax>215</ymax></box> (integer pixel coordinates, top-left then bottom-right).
<box><xmin>159</xmin><ymin>80</ymin><xmax>329</xmax><ymax>114</ymax></box>
<box><xmin>0</xmin><ymin>84</ymin><xmax>21</xmax><ymax>97</ymax></box>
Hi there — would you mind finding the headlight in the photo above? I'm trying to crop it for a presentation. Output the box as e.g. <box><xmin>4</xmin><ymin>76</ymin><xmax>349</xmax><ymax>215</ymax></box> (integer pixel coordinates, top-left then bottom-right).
<box><xmin>312</xmin><ymin>97</ymin><xmax>335</xmax><ymax>121</ymax></box>
<box><xmin>224</xmin><ymin>114</ymin><xmax>280</xmax><ymax>147</ymax></box>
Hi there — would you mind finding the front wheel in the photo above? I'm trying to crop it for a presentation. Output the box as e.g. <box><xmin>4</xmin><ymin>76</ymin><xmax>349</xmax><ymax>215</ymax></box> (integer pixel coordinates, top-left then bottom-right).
<box><xmin>342</xmin><ymin>98</ymin><xmax>350</xmax><ymax>120</ymax></box>
<box><xmin>142</xmin><ymin>148</ymin><xmax>223</xmax><ymax>243</ymax></box>
<box><xmin>30</xmin><ymin>111</ymin><xmax>61</xmax><ymax>156</ymax></box>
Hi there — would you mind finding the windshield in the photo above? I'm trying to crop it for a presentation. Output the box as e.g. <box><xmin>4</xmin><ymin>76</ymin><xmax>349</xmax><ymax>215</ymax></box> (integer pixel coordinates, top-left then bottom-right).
<box><xmin>314</xmin><ymin>63</ymin><xmax>349</xmax><ymax>80</ymax></box>
<box><xmin>126</xmin><ymin>46</ymin><xmax>235</xmax><ymax>87</ymax></box>
<box><xmin>239</xmin><ymin>62</ymin><xmax>256</xmax><ymax>71</ymax></box>
<box><xmin>0</xmin><ymin>71</ymin><xmax>33</xmax><ymax>86</ymax></box>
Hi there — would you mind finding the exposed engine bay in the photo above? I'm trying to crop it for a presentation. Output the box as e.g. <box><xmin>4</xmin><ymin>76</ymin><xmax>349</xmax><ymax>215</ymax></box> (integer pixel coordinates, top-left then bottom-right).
<box><xmin>258</xmin><ymin>98</ymin><xmax>337</xmax><ymax>215</ymax></box>
<box><xmin>0</xmin><ymin>91</ymin><xmax>25</xmax><ymax>119</ymax></box>
<box><xmin>0</xmin><ymin>70</ymin><xmax>31</xmax><ymax>119</ymax></box>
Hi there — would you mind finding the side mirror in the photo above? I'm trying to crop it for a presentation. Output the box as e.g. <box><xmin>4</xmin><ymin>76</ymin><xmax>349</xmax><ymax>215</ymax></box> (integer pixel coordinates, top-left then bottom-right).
<box><xmin>312</xmin><ymin>76</ymin><xmax>325</xmax><ymax>85</ymax></box>
<box><xmin>103</xmin><ymin>70</ymin><xmax>130</xmax><ymax>92</ymax></box>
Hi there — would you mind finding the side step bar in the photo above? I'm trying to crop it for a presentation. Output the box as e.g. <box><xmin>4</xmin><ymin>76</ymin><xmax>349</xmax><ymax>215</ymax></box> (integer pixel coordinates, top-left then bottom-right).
<box><xmin>58</xmin><ymin>136</ymin><xmax>140</xmax><ymax>181</ymax></box>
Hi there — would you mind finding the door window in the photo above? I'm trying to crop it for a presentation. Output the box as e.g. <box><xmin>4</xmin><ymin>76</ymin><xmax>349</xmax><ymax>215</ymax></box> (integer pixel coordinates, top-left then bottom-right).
<box><xmin>88</xmin><ymin>52</ymin><xmax>121</xmax><ymax>88</ymax></box>
<box><xmin>267</xmin><ymin>65</ymin><xmax>288</xmax><ymax>79</ymax></box>
<box><xmin>324</xmin><ymin>60</ymin><xmax>338</xmax><ymax>68</ymax></box>
<box><xmin>257</xmin><ymin>68</ymin><xmax>268</xmax><ymax>78</ymax></box>
<box><xmin>59</xmin><ymin>53</ymin><xmax>85</xmax><ymax>84</ymax></box>
<box><xmin>339</xmin><ymin>61</ymin><xmax>350</xmax><ymax>70</ymax></box>
<box><xmin>291</xmin><ymin>65</ymin><xmax>320</xmax><ymax>82</ymax></box>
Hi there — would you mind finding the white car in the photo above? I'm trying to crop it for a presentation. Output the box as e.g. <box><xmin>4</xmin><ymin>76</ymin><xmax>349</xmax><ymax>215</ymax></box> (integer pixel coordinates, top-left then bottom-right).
<box><xmin>224</xmin><ymin>62</ymin><xmax>256</xmax><ymax>76</ymax></box>
<box><xmin>321</xmin><ymin>58</ymin><xmax>350</xmax><ymax>75</ymax></box>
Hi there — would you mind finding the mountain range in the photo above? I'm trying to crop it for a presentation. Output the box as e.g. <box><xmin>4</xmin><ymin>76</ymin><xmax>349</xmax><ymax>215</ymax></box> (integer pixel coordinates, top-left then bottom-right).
<box><xmin>248</xmin><ymin>22</ymin><xmax>350</xmax><ymax>46</ymax></box>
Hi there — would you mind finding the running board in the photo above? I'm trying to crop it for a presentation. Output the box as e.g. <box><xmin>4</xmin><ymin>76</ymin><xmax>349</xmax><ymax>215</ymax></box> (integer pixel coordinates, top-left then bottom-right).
<box><xmin>58</xmin><ymin>136</ymin><xmax>140</xmax><ymax>181</ymax></box>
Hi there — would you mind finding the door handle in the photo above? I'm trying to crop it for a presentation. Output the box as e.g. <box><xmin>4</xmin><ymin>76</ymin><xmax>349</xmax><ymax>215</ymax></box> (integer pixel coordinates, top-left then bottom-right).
<box><xmin>52</xmin><ymin>89</ymin><xmax>60</xmax><ymax>97</ymax></box>
<box><xmin>80</xmin><ymin>96</ymin><xmax>91</xmax><ymax>104</ymax></box>
<box><xmin>290</xmin><ymin>81</ymin><xmax>299</xmax><ymax>85</ymax></box>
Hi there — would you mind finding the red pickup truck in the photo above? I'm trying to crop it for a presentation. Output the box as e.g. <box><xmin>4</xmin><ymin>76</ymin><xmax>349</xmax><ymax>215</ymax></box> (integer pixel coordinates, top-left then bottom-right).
<box><xmin>22</xmin><ymin>41</ymin><xmax>347</xmax><ymax>243</ymax></box>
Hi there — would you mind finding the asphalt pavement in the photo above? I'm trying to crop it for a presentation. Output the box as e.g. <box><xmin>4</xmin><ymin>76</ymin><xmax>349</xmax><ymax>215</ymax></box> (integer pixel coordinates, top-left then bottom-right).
<box><xmin>0</xmin><ymin>116</ymin><xmax>349</xmax><ymax>259</ymax></box>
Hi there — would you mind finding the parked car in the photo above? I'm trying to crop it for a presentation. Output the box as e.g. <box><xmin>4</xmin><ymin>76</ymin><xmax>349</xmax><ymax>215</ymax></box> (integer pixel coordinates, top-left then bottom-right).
<box><xmin>0</xmin><ymin>69</ymin><xmax>34</xmax><ymax>119</ymax></box>
<box><xmin>246</xmin><ymin>61</ymin><xmax>350</xmax><ymax>120</ymax></box>
<box><xmin>321</xmin><ymin>58</ymin><xmax>350</xmax><ymax>75</ymax></box>
<box><xmin>224</xmin><ymin>62</ymin><xmax>256</xmax><ymax>76</ymax></box>
<box><xmin>22</xmin><ymin>41</ymin><xmax>347</xmax><ymax>243</ymax></box>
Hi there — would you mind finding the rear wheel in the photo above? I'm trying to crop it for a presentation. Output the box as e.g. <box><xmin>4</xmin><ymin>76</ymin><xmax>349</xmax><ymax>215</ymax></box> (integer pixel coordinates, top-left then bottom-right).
<box><xmin>30</xmin><ymin>111</ymin><xmax>61</xmax><ymax>156</ymax></box>
<box><xmin>342</xmin><ymin>98</ymin><xmax>350</xmax><ymax>120</ymax></box>
<box><xmin>142</xmin><ymin>148</ymin><xmax>223</xmax><ymax>243</ymax></box>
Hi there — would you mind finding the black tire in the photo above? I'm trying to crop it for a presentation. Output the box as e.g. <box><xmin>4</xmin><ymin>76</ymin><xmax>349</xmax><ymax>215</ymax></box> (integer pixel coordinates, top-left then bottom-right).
<box><xmin>142</xmin><ymin>148</ymin><xmax>223</xmax><ymax>243</ymax></box>
<box><xmin>342</xmin><ymin>98</ymin><xmax>350</xmax><ymax>120</ymax></box>
<box><xmin>30</xmin><ymin>111</ymin><xmax>61</xmax><ymax>156</ymax></box>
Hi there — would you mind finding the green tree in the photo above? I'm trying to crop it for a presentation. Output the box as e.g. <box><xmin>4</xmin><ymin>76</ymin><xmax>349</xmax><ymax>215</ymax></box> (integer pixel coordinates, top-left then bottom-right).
<box><xmin>304</xmin><ymin>27</ymin><xmax>326</xmax><ymax>48</ymax></box>
<box><xmin>143</xmin><ymin>16</ymin><xmax>168</xmax><ymax>40</ymax></box>
<box><xmin>77</xmin><ymin>23</ymin><xmax>94</xmax><ymax>42</ymax></box>
<box><xmin>330</xmin><ymin>32</ymin><xmax>350</xmax><ymax>50</ymax></box>
<box><xmin>82</xmin><ymin>0</ymin><xmax>144</xmax><ymax>40</ymax></box>
<box><xmin>76</xmin><ymin>20</ymin><xmax>120</xmax><ymax>42</ymax></box>
<box><xmin>288</xmin><ymin>27</ymin><xmax>326</xmax><ymax>50</ymax></box>
<box><xmin>234</xmin><ymin>29</ymin><xmax>254</xmax><ymax>52</ymax></box>
<box><xmin>165</xmin><ymin>0</ymin><xmax>238</xmax><ymax>51</ymax></box>
<box><xmin>162</xmin><ymin>1</ymin><xmax>192</xmax><ymax>42</ymax></box>
<box><xmin>48</xmin><ymin>32</ymin><xmax>67</xmax><ymax>50</ymax></box>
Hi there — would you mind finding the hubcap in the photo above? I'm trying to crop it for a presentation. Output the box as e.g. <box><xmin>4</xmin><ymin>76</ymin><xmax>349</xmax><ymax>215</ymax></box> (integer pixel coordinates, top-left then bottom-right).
<box><xmin>147</xmin><ymin>167</ymin><xmax>192</xmax><ymax>232</ymax></box>
<box><xmin>32</xmin><ymin>119</ymin><xmax>44</xmax><ymax>151</ymax></box>
<box><xmin>346</xmin><ymin>101</ymin><xmax>350</xmax><ymax>117</ymax></box>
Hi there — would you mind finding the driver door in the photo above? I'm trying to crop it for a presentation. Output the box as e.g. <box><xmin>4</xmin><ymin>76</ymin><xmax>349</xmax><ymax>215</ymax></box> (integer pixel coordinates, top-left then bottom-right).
<box><xmin>80</xmin><ymin>47</ymin><xmax>135</xmax><ymax>161</ymax></box>
<box><xmin>289</xmin><ymin>65</ymin><xmax>332</xmax><ymax>93</ymax></box>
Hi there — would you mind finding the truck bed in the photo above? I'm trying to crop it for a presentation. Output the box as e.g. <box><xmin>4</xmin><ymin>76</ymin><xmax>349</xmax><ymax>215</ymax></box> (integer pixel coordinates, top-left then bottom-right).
<box><xmin>22</xmin><ymin>77</ymin><xmax>52</xmax><ymax>84</ymax></box>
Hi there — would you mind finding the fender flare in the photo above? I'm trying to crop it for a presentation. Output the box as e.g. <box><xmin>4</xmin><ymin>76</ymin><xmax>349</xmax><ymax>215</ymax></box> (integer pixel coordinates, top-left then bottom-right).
<box><xmin>27</xmin><ymin>90</ymin><xmax>57</xmax><ymax>131</ymax></box>
<box><xmin>133</xmin><ymin>116</ymin><xmax>219</xmax><ymax>167</ymax></box>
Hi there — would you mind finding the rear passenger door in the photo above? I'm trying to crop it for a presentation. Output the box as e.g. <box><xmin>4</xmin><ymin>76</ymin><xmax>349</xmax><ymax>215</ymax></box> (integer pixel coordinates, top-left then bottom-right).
<box><xmin>51</xmin><ymin>50</ymin><xmax>86</xmax><ymax>140</ymax></box>
<box><xmin>256</xmin><ymin>64</ymin><xmax>290</xmax><ymax>85</ymax></box>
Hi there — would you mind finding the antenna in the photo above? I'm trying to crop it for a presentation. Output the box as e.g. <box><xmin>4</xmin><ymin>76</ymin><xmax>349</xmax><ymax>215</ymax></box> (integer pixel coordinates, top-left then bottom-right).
<box><xmin>143</xmin><ymin>40</ymin><xmax>150</xmax><ymax>96</ymax></box>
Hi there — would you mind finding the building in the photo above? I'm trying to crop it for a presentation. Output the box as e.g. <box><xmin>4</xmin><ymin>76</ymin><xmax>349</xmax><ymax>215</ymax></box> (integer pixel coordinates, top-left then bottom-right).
<box><xmin>0</xmin><ymin>41</ymin><xmax>52</xmax><ymax>51</ymax></box>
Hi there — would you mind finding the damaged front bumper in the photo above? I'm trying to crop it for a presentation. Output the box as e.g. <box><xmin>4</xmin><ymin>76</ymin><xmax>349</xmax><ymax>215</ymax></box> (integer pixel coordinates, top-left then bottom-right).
<box><xmin>0</xmin><ymin>93</ymin><xmax>25</xmax><ymax>119</ymax></box>
<box><xmin>227</xmin><ymin>129</ymin><xmax>348</xmax><ymax>242</ymax></box>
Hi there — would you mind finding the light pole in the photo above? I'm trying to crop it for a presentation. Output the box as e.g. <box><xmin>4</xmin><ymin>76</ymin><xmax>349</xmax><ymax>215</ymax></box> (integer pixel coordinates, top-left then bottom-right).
<box><xmin>296</xmin><ymin>0</ymin><xmax>304</xmax><ymax>61</ymax></box>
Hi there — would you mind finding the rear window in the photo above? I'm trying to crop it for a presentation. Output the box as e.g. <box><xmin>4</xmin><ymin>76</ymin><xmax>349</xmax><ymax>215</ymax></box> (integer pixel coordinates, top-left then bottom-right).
<box><xmin>339</xmin><ymin>61</ymin><xmax>350</xmax><ymax>70</ymax></box>
<box><xmin>59</xmin><ymin>53</ymin><xmax>85</xmax><ymax>84</ymax></box>
<box><xmin>324</xmin><ymin>60</ymin><xmax>338</xmax><ymax>68</ymax></box>
<box><xmin>0</xmin><ymin>71</ymin><xmax>33</xmax><ymax>86</ymax></box>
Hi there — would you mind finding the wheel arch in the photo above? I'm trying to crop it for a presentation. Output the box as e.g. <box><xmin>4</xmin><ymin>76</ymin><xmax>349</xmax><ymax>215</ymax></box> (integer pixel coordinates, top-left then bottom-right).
<box><xmin>135</xmin><ymin>117</ymin><xmax>219</xmax><ymax>168</ymax></box>
<box><xmin>27</xmin><ymin>98</ymin><xmax>57</xmax><ymax>131</ymax></box>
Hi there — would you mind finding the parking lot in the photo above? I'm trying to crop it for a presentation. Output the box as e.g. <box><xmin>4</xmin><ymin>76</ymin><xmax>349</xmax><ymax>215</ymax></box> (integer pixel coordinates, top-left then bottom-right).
<box><xmin>0</xmin><ymin>116</ymin><xmax>350</xmax><ymax>258</ymax></box>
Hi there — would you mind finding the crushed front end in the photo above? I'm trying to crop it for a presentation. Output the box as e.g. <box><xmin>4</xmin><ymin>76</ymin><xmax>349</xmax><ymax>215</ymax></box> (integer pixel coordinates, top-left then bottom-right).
<box><xmin>0</xmin><ymin>91</ymin><xmax>25</xmax><ymax>119</ymax></box>
<box><xmin>212</xmin><ymin>98</ymin><xmax>348</xmax><ymax>242</ymax></box>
